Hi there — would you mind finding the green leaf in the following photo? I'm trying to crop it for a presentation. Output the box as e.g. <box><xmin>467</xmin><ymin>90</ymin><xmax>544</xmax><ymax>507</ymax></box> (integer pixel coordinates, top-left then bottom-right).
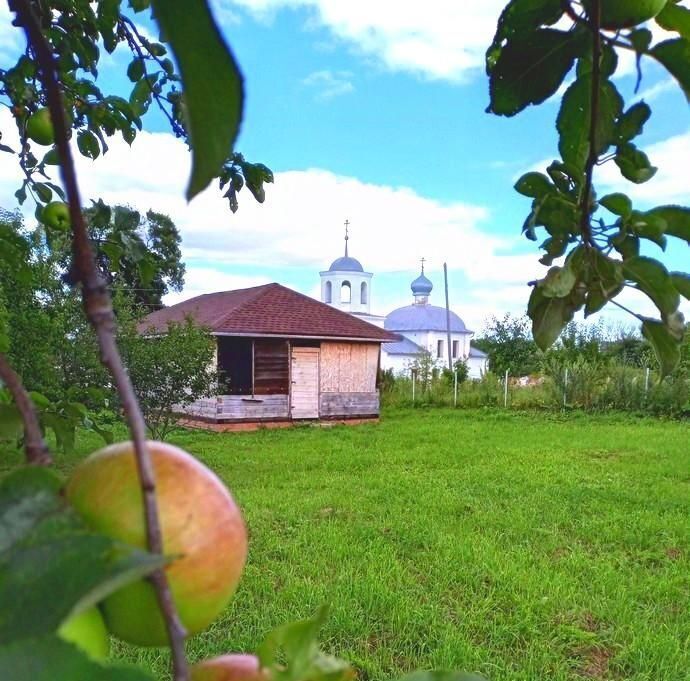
<box><xmin>557</xmin><ymin>76</ymin><xmax>622</xmax><ymax>172</ymax></box>
<box><xmin>541</xmin><ymin>265</ymin><xmax>577</xmax><ymax>298</ymax></box>
<box><xmin>623</xmin><ymin>256</ymin><xmax>680</xmax><ymax>317</ymax></box>
<box><xmin>628</xmin><ymin>211</ymin><xmax>667</xmax><ymax>249</ymax></box>
<box><xmin>599</xmin><ymin>193</ymin><xmax>632</xmax><ymax>217</ymax></box>
<box><xmin>0</xmin><ymin>635</ymin><xmax>154</xmax><ymax>681</ymax></box>
<box><xmin>614</xmin><ymin>143</ymin><xmax>657</xmax><ymax>184</ymax></box>
<box><xmin>656</xmin><ymin>3</ymin><xmax>690</xmax><ymax>41</ymax></box>
<box><xmin>151</xmin><ymin>0</ymin><xmax>244</xmax><ymax>199</ymax></box>
<box><xmin>528</xmin><ymin>286</ymin><xmax>577</xmax><ymax>350</ymax></box>
<box><xmin>126</xmin><ymin>58</ymin><xmax>145</xmax><ymax>83</ymax></box>
<box><xmin>0</xmin><ymin>468</ymin><xmax>166</xmax><ymax>643</ymax></box>
<box><xmin>77</xmin><ymin>130</ymin><xmax>100</xmax><ymax>160</ymax></box>
<box><xmin>490</xmin><ymin>0</ymin><xmax>563</xmax><ymax>44</ymax></box>
<box><xmin>642</xmin><ymin>318</ymin><xmax>682</xmax><ymax>377</ymax></box>
<box><xmin>33</xmin><ymin>183</ymin><xmax>53</xmax><ymax>203</ymax></box>
<box><xmin>615</xmin><ymin>102</ymin><xmax>651</xmax><ymax>144</ymax></box>
<box><xmin>514</xmin><ymin>171</ymin><xmax>553</xmax><ymax>198</ymax></box>
<box><xmin>651</xmin><ymin>38</ymin><xmax>690</xmax><ymax>100</ymax></box>
<box><xmin>645</xmin><ymin>205</ymin><xmax>690</xmax><ymax>243</ymax></box>
<box><xmin>583</xmin><ymin>249</ymin><xmax>624</xmax><ymax>317</ymax></box>
<box><xmin>671</xmin><ymin>272</ymin><xmax>690</xmax><ymax>300</ymax></box>
<box><xmin>258</xmin><ymin>606</ymin><xmax>354</xmax><ymax>681</ymax></box>
<box><xmin>487</xmin><ymin>28</ymin><xmax>584</xmax><ymax>116</ymax></box>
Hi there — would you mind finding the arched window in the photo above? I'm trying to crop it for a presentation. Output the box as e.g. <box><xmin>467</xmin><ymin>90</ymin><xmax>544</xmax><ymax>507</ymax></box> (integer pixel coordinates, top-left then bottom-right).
<box><xmin>360</xmin><ymin>281</ymin><xmax>368</xmax><ymax>305</ymax></box>
<box><xmin>340</xmin><ymin>281</ymin><xmax>351</xmax><ymax>303</ymax></box>
<box><xmin>324</xmin><ymin>281</ymin><xmax>332</xmax><ymax>303</ymax></box>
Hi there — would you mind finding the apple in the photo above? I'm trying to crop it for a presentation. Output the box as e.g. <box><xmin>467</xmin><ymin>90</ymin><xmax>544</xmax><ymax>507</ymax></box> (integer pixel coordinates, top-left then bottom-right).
<box><xmin>65</xmin><ymin>441</ymin><xmax>248</xmax><ymax>647</ymax></box>
<box><xmin>582</xmin><ymin>0</ymin><xmax>668</xmax><ymax>29</ymax></box>
<box><xmin>57</xmin><ymin>606</ymin><xmax>110</xmax><ymax>660</ymax></box>
<box><xmin>191</xmin><ymin>654</ymin><xmax>268</xmax><ymax>681</ymax></box>
<box><xmin>41</xmin><ymin>201</ymin><xmax>70</xmax><ymax>231</ymax></box>
<box><xmin>26</xmin><ymin>107</ymin><xmax>55</xmax><ymax>146</ymax></box>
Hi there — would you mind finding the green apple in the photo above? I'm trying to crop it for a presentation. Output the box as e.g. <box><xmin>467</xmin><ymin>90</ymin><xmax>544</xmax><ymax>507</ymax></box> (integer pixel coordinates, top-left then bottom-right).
<box><xmin>58</xmin><ymin>606</ymin><xmax>110</xmax><ymax>660</ymax></box>
<box><xmin>65</xmin><ymin>441</ymin><xmax>248</xmax><ymax>647</ymax></box>
<box><xmin>26</xmin><ymin>108</ymin><xmax>55</xmax><ymax>146</ymax></box>
<box><xmin>41</xmin><ymin>201</ymin><xmax>70</xmax><ymax>231</ymax></box>
<box><xmin>191</xmin><ymin>655</ymin><xmax>266</xmax><ymax>681</ymax></box>
<box><xmin>582</xmin><ymin>0</ymin><xmax>668</xmax><ymax>29</ymax></box>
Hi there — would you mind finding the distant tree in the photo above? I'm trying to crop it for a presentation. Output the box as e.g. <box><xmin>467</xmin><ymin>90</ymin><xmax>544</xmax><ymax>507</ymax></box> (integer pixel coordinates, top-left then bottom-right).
<box><xmin>474</xmin><ymin>314</ymin><xmax>540</xmax><ymax>376</ymax></box>
<box><xmin>120</xmin><ymin>317</ymin><xmax>217</xmax><ymax>440</ymax></box>
<box><xmin>67</xmin><ymin>203</ymin><xmax>185</xmax><ymax>310</ymax></box>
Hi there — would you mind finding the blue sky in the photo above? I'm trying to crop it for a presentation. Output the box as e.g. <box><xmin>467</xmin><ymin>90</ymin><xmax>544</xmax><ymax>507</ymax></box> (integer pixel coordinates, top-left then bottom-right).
<box><xmin>1</xmin><ymin>0</ymin><xmax>688</xmax><ymax>331</ymax></box>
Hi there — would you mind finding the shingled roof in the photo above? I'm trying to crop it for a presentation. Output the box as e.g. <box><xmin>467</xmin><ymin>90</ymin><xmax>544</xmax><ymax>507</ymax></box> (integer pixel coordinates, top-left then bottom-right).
<box><xmin>139</xmin><ymin>283</ymin><xmax>398</xmax><ymax>342</ymax></box>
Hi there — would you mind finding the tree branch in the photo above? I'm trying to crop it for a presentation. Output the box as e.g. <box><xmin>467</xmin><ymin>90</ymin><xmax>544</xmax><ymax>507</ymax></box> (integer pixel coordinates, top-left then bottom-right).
<box><xmin>580</xmin><ymin>0</ymin><xmax>601</xmax><ymax>249</ymax></box>
<box><xmin>0</xmin><ymin>353</ymin><xmax>51</xmax><ymax>465</ymax></box>
<box><xmin>10</xmin><ymin>2</ymin><xmax>189</xmax><ymax>679</ymax></box>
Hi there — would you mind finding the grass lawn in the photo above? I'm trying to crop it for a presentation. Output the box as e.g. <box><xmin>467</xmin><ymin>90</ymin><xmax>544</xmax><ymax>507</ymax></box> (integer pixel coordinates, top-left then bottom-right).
<box><xmin>6</xmin><ymin>408</ymin><xmax>690</xmax><ymax>680</ymax></box>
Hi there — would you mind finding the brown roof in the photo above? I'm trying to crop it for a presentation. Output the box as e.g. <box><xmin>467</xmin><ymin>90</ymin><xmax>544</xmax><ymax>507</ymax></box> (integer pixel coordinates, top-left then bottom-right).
<box><xmin>139</xmin><ymin>283</ymin><xmax>398</xmax><ymax>342</ymax></box>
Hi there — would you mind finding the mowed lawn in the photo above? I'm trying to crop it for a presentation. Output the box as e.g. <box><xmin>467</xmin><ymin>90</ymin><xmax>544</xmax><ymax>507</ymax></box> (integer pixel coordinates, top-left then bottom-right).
<box><xmin>8</xmin><ymin>409</ymin><xmax>690</xmax><ymax>680</ymax></box>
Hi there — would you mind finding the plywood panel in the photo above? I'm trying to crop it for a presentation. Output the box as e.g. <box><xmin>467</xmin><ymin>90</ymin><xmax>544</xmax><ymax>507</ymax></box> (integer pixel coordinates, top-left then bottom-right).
<box><xmin>320</xmin><ymin>342</ymin><xmax>379</xmax><ymax>393</ymax></box>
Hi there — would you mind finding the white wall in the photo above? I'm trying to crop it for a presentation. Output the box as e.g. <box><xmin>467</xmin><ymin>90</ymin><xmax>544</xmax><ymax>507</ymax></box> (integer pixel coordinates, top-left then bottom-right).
<box><xmin>320</xmin><ymin>271</ymin><xmax>373</xmax><ymax>315</ymax></box>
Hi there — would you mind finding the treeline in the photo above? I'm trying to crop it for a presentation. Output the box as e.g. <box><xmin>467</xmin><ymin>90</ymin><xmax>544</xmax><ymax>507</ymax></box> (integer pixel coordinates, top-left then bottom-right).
<box><xmin>380</xmin><ymin>314</ymin><xmax>690</xmax><ymax>417</ymax></box>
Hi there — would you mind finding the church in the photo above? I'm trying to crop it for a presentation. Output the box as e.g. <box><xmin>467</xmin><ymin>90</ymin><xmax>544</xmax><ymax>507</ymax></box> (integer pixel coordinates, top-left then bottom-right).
<box><xmin>319</xmin><ymin>230</ymin><xmax>488</xmax><ymax>379</ymax></box>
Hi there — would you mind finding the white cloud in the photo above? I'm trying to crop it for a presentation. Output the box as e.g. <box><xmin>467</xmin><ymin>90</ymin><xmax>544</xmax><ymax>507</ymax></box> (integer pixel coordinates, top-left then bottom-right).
<box><xmin>164</xmin><ymin>268</ymin><xmax>272</xmax><ymax>305</ymax></box>
<box><xmin>0</xmin><ymin>107</ymin><xmax>544</xmax><ymax>330</ymax></box>
<box><xmin>597</xmin><ymin>130</ymin><xmax>690</xmax><ymax>206</ymax></box>
<box><xmin>302</xmin><ymin>69</ymin><xmax>354</xmax><ymax>100</ymax></box>
<box><xmin>223</xmin><ymin>0</ymin><xmax>509</xmax><ymax>82</ymax></box>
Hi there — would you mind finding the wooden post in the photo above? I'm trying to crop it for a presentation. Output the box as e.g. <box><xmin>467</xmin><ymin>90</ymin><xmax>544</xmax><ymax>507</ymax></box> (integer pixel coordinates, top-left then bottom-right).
<box><xmin>504</xmin><ymin>369</ymin><xmax>509</xmax><ymax>408</ymax></box>
<box><xmin>412</xmin><ymin>369</ymin><xmax>416</xmax><ymax>404</ymax></box>
<box><xmin>563</xmin><ymin>367</ymin><xmax>569</xmax><ymax>407</ymax></box>
<box><xmin>443</xmin><ymin>262</ymin><xmax>453</xmax><ymax>371</ymax></box>
<box><xmin>644</xmin><ymin>367</ymin><xmax>650</xmax><ymax>396</ymax></box>
<box><xmin>453</xmin><ymin>370</ymin><xmax>458</xmax><ymax>407</ymax></box>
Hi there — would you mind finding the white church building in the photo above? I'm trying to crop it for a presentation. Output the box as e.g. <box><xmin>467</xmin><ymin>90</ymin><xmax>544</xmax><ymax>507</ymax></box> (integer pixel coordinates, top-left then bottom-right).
<box><xmin>319</xmin><ymin>232</ymin><xmax>488</xmax><ymax>379</ymax></box>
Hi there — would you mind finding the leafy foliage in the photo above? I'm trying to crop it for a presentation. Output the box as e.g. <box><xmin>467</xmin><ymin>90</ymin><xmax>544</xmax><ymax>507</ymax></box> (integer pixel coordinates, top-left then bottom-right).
<box><xmin>0</xmin><ymin>467</ymin><xmax>162</xmax><ymax>678</ymax></box>
<box><xmin>489</xmin><ymin>0</ymin><xmax>690</xmax><ymax>375</ymax></box>
<box><xmin>1</xmin><ymin>0</ymin><xmax>271</xmax><ymax>222</ymax></box>
<box><xmin>121</xmin><ymin>317</ymin><xmax>217</xmax><ymax>439</ymax></box>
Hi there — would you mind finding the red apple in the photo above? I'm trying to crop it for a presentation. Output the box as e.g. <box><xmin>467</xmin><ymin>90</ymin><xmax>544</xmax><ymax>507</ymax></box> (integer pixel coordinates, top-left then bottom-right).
<box><xmin>65</xmin><ymin>441</ymin><xmax>248</xmax><ymax>646</ymax></box>
<box><xmin>191</xmin><ymin>654</ymin><xmax>268</xmax><ymax>681</ymax></box>
<box><xmin>58</xmin><ymin>606</ymin><xmax>110</xmax><ymax>660</ymax></box>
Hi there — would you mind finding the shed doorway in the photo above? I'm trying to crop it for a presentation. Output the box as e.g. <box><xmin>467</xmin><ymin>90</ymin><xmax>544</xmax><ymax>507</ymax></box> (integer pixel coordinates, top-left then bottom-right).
<box><xmin>290</xmin><ymin>347</ymin><xmax>320</xmax><ymax>419</ymax></box>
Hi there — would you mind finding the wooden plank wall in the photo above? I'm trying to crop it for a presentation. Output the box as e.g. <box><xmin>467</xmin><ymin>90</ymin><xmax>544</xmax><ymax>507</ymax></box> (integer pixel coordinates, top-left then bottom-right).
<box><xmin>320</xmin><ymin>342</ymin><xmax>379</xmax><ymax>393</ymax></box>
<box><xmin>254</xmin><ymin>340</ymin><xmax>289</xmax><ymax>394</ymax></box>
<box><xmin>218</xmin><ymin>395</ymin><xmax>289</xmax><ymax>419</ymax></box>
<box><xmin>319</xmin><ymin>392</ymin><xmax>379</xmax><ymax>417</ymax></box>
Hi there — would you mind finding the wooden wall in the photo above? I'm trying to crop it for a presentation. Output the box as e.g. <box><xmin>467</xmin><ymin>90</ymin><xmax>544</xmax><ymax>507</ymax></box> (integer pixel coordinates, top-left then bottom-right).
<box><xmin>218</xmin><ymin>395</ymin><xmax>289</xmax><ymax>420</ymax></box>
<box><xmin>320</xmin><ymin>342</ymin><xmax>379</xmax><ymax>393</ymax></box>
<box><xmin>319</xmin><ymin>392</ymin><xmax>379</xmax><ymax>417</ymax></box>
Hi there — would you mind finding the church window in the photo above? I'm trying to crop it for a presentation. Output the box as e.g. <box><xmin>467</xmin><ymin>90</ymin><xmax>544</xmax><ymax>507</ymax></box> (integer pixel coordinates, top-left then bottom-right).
<box><xmin>360</xmin><ymin>282</ymin><xmax>368</xmax><ymax>305</ymax></box>
<box><xmin>341</xmin><ymin>281</ymin><xmax>351</xmax><ymax>303</ymax></box>
<box><xmin>452</xmin><ymin>340</ymin><xmax>459</xmax><ymax>358</ymax></box>
<box><xmin>437</xmin><ymin>339</ymin><xmax>444</xmax><ymax>359</ymax></box>
<box><xmin>324</xmin><ymin>281</ymin><xmax>332</xmax><ymax>303</ymax></box>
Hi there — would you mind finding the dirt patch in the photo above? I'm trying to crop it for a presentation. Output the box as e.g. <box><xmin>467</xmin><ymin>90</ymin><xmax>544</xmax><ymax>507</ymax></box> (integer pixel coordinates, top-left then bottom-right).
<box><xmin>666</xmin><ymin>547</ymin><xmax>682</xmax><ymax>560</ymax></box>
<box><xmin>577</xmin><ymin>645</ymin><xmax>615</xmax><ymax>679</ymax></box>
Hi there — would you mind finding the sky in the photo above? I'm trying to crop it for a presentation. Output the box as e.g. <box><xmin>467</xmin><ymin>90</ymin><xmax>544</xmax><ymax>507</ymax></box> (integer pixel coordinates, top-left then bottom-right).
<box><xmin>1</xmin><ymin>1</ymin><xmax>689</xmax><ymax>334</ymax></box>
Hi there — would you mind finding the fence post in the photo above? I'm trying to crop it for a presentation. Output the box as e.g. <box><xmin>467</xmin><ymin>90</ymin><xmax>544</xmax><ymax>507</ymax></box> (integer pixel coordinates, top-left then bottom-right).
<box><xmin>412</xmin><ymin>369</ymin><xmax>416</xmax><ymax>405</ymax></box>
<box><xmin>644</xmin><ymin>367</ymin><xmax>650</xmax><ymax>396</ymax></box>
<box><xmin>504</xmin><ymin>369</ymin><xmax>509</xmax><ymax>408</ymax></box>
<box><xmin>453</xmin><ymin>370</ymin><xmax>458</xmax><ymax>407</ymax></box>
<box><xmin>563</xmin><ymin>367</ymin><xmax>569</xmax><ymax>407</ymax></box>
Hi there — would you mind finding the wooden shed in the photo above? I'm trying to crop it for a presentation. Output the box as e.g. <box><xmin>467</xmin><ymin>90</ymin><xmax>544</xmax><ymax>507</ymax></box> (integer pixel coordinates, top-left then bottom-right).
<box><xmin>139</xmin><ymin>283</ymin><xmax>398</xmax><ymax>425</ymax></box>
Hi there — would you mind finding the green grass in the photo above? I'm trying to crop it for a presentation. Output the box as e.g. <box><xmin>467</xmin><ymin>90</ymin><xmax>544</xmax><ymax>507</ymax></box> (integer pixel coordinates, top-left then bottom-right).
<box><xmin>6</xmin><ymin>409</ymin><xmax>690</xmax><ymax>680</ymax></box>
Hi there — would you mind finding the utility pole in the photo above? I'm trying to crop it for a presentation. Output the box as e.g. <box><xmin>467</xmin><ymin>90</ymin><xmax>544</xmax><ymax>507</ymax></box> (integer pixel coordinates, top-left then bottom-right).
<box><xmin>443</xmin><ymin>262</ymin><xmax>453</xmax><ymax>372</ymax></box>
